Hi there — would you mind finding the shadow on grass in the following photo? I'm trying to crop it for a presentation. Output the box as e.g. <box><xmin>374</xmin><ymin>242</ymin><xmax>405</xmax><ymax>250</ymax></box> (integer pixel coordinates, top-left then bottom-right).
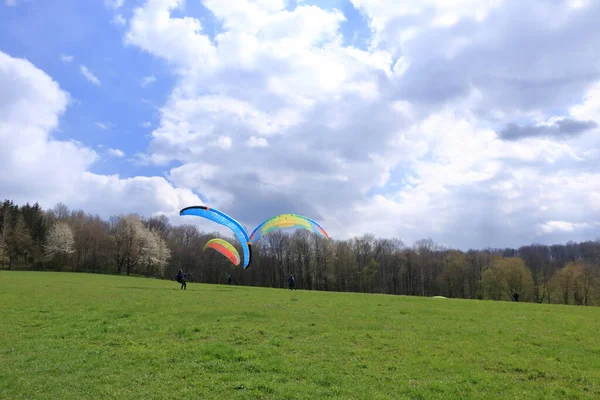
<box><xmin>116</xmin><ymin>285</ymin><xmax>240</xmax><ymax>293</ymax></box>
<box><xmin>117</xmin><ymin>286</ymin><xmax>187</xmax><ymax>291</ymax></box>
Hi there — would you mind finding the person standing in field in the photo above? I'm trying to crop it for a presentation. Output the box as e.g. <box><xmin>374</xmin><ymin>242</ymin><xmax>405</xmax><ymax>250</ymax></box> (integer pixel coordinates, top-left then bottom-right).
<box><xmin>177</xmin><ymin>269</ymin><xmax>188</xmax><ymax>290</ymax></box>
<box><xmin>228</xmin><ymin>273</ymin><xmax>232</xmax><ymax>285</ymax></box>
<box><xmin>288</xmin><ymin>274</ymin><xmax>296</xmax><ymax>290</ymax></box>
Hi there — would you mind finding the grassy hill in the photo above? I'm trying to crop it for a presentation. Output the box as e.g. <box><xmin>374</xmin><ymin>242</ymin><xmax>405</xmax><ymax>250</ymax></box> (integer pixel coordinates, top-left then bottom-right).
<box><xmin>1</xmin><ymin>271</ymin><xmax>599</xmax><ymax>399</ymax></box>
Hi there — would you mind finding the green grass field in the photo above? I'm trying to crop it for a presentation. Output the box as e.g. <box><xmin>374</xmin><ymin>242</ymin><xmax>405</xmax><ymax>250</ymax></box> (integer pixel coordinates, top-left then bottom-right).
<box><xmin>1</xmin><ymin>271</ymin><xmax>599</xmax><ymax>399</ymax></box>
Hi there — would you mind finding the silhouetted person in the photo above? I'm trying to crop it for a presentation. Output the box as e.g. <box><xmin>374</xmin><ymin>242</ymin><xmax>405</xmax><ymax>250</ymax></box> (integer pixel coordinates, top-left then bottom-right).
<box><xmin>513</xmin><ymin>292</ymin><xmax>519</xmax><ymax>302</ymax></box>
<box><xmin>288</xmin><ymin>274</ymin><xmax>296</xmax><ymax>290</ymax></box>
<box><xmin>228</xmin><ymin>273</ymin><xmax>232</xmax><ymax>285</ymax></box>
<box><xmin>177</xmin><ymin>269</ymin><xmax>188</xmax><ymax>290</ymax></box>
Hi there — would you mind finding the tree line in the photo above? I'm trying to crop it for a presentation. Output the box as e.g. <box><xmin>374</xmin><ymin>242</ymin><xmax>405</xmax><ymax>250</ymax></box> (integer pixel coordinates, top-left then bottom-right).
<box><xmin>1</xmin><ymin>199</ymin><xmax>599</xmax><ymax>306</ymax></box>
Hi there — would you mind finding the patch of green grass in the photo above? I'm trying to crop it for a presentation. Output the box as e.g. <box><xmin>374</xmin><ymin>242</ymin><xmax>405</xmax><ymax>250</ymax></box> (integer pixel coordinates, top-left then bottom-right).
<box><xmin>1</xmin><ymin>271</ymin><xmax>599</xmax><ymax>399</ymax></box>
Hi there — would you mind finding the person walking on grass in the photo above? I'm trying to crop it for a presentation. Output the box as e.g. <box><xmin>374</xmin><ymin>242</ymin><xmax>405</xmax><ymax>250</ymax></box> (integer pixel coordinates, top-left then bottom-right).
<box><xmin>228</xmin><ymin>273</ymin><xmax>232</xmax><ymax>285</ymax></box>
<box><xmin>177</xmin><ymin>269</ymin><xmax>189</xmax><ymax>290</ymax></box>
<box><xmin>288</xmin><ymin>274</ymin><xmax>296</xmax><ymax>290</ymax></box>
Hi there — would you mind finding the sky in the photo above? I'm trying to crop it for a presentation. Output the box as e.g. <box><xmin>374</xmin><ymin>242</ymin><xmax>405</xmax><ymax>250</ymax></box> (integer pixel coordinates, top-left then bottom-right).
<box><xmin>1</xmin><ymin>0</ymin><xmax>600</xmax><ymax>250</ymax></box>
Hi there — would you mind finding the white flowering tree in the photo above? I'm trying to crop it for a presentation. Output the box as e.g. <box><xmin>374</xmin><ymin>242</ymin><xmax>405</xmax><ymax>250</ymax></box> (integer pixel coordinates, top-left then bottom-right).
<box><xmin>110</xmin><ymin>214</ymin><xmax>170</xmax><ymax>276</ymax></box>
<box><xmin>137</xmin><ymin>227</ymin><xmax>171</xmax><ymax>277</ymax></box>
<box><xmin>44</xmin><ymin>221</ymin><xmax>75</xmax><ymax>267</ymax></box>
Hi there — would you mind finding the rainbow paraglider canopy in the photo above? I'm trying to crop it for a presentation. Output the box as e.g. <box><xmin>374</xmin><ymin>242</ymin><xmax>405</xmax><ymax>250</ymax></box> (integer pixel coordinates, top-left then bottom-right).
<box><xmin>180</xmin><ymin>205</ymin><xmax>252</xmax><ymax>268</ymax></box>
<box><xmin>203</xmin><ymin>238</ymin><xmax>241</xmax><ymax>266</ymax></box>
<box><xmin>250</xmin><ymin>213</ymin><xmax>329</xmax><ymax>243</ymax></box>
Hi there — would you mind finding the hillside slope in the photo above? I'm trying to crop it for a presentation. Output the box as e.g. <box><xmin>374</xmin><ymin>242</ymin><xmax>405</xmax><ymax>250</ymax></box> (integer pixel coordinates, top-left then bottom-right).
<box><xmin>1</xmin><ymin>271</ymin><xmax>599</xmax><ymax>399</ymax></box>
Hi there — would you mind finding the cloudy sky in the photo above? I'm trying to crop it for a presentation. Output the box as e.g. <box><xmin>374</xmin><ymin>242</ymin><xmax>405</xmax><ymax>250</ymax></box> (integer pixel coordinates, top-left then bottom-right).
<box><xmin>1</xmin><ymin>0</ymin><xmax>600</xmax><ymax>250</ymax></box>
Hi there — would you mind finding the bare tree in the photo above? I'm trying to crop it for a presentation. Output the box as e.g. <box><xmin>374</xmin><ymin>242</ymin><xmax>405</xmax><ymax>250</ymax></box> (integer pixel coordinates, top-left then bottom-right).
<box><xmin>290</xmin><ymin>230</ymin><xmax>311</xmax><ymax>289</ymax></box>
<box><xmin>0</xmin><ymin>211</ymin><xmax>8</xmax><ymax>269</ymax></box>
<box><xmin>109</xmin><ymin>215</ymin><xmax>139</xmax><ymax>275</ymax></box>
<box><xmin>441</xmin><ymin>250</ymin><xmax>468</xmax><ymax>298</ymax></box>
<box><xmin>414</xmin><ymin>238</ymin><xmax>442</xmax><ymax>296</ymax></box>
<box><xmin>53</xmin><ymin>202</ymin><xmax>70</xmax><ymax>220</ymax></box>
<box><xmin>581</xmin><ymin>261</ymin><xmax>598</xmax><ymax>306</ymax></box>
<box><xmin>352</xmin><ymin>234</ymin><xmax>375</xmax><ymax>292</ymax></box>
<box><xmin>266</xmin><ymin>230</ymin><xmax>289</xmax><ymax>288</ymax></box>
<box><xmin>551</xmin><ymin>262</ymin><xmax>581</xmax><ymax>305</ymax></box>
<box><xmin>332</xmin><ymin>240</ymin><xmax>356</xmax><ymax>292</ymax></box>
<box><xmin>0</xmin><ymin>232</ymin><xmax>6</xmax><ymax>269</ymax></box>
<box><xmin>6</xmin><ymin>214</ymin><xmax>33</xmax><ymax>269</ymax></box>
<box><xmin>390</xmin><ymin>253</ymin><xmax>407</xmax><ymax>295</ymax></box>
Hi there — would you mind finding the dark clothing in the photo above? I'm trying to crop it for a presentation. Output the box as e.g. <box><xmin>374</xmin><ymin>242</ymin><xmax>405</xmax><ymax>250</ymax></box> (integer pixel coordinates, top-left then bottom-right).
<box><xmin>227</xmin><ymin>275</ymin><xmax>232</xmax><ymax>284</ymax></box>
<box><xmin>288</xmin><ymin>276</ymin><xmax>296</xmax><ymax>290</ymax></box>
<box><xmin>513</xmin><ymin>292</ymin><xmax>519</xmax><ymax>302</ymax></box>
<box><xmin>177</xmin><ymin>272</ymin><xmax>188</xmax><ymax>290</ymax></box>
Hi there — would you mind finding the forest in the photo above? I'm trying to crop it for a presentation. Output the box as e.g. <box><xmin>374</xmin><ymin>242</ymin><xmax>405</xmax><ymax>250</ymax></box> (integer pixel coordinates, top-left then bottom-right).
<box><xmin>1</xmin><ymin>199</ymin><xmax>599</xmax><ymax>306</ymax></box>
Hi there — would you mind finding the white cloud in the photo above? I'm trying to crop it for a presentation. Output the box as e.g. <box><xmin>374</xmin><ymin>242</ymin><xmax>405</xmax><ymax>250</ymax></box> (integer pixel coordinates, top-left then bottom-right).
<box><xmin>210</xmin><ymin>136</ymin><xmax>232</xmax><ymax>150</ymax></box>
<box><xmin>104</xmin><ymin>0</ymin><xmax>124</xmax><ymax>10</ymax></box>
<box><xmin>539</xmin><ymin>220</ymin><xmax>596</xmax><ymax>234</ymax></box>
<box><xmin>80</xmin><ymin>65</ymin><xmax>100</xmax><ymax>85</ymax></box>
<box><xmin>140</xmin><ymin>121</ymin><xmax>152</xmax><ymax>127</ymax></box>
<box><xmin>112</xmin><ymin>14</ymin><xmax>126</xmax><ymax>26</ymax></box>
<box><xmin>95</xmin><ymin>122</ymin><xmax>109</xmax><ymax>130</ymax></box>
<box><xmin>350</xmin><ymin>0</ymin><xmax>503</xmax><ymax>48</ymax></box>
<box><xmin>140</xmin><ymin>75</ymin><xmax>156</xmax><ymax>87</ymax></box>
<box><xmin>570</xmin><ymin>82</ymin><xmax>600</xmax><ymax>123</ymax></box>
<box><xmin>108</xmin><ymin>148</ymin><xmax>125</xmax><ymax>157</ymax></box>
<box><xmin>60</xmin><ymin>54</ymin><xmax>74</xmax><ymax>63</ymax></box>
<box><xmin>118</xmin><ymin>0</ymin><xmax>600</xmax><ymax>249</ymax></box>
<box><xmin>6</xmin><ymin>0</ymin><xmax>600</xmax><ymax>250</ymax></box>
<box><xmin>0</xmin><ymin>50</ymin><xmax>202</xmax><ymax>221</ymax></box>
<box><xmin>246</xmin><ymin>136</ymin><xmax>269</xmax><ymax>148</ymax></box>
<box><xmin>5</xmin><ymin>0</ymin><xmax>17</xmax><ymax>6</ymax></box>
